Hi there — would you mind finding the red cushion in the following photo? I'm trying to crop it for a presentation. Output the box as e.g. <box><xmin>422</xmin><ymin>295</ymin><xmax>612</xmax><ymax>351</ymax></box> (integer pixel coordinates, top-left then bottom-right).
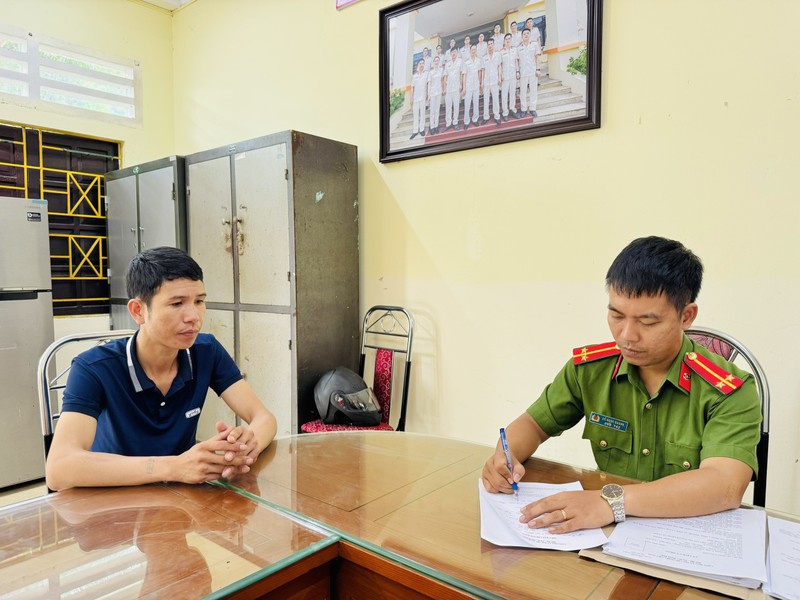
<box><xmin>300</xmin><ymin>419</ymin><xmax>395</xmax><ymax>433</ymax></box>
<box><xmin>374</xmin><ymin>349</ymin><xmax>393</xmax><ymax>422</ymax></box>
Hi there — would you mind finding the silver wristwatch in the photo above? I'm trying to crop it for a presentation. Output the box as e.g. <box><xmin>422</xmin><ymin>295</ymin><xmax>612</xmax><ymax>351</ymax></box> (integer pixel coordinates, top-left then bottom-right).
<box><xmin>601</xmin><ymin>483</ymin><xmax>626</xmax><ymax>523</ymax></box>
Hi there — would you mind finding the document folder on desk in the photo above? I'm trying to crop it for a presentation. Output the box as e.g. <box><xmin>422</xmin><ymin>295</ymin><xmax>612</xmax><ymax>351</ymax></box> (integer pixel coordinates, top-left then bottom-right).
<box><xmin>578</xmin><ymin>547</ymin><xmax>767</xmax><ymax>600</ymax></box>
<box><xmin>579</xmin><ymin>507</ymin><xmax>778</xmax><ymax>600</ymax></box>
<box><xmin>600</xmin><ymin>509</ymin><xmax>767</xmax><ymax>589</ymax></box>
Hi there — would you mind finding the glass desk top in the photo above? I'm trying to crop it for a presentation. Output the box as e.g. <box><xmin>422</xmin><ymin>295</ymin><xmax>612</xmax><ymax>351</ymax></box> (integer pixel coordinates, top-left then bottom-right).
<box><xmin>0</xmin><ymin>481</ymin><xmax>336</xmax><ymax>599</ymax></box>
<box><xmin>4</xmin><ymin>432</ymin><xmax>762</xmax><ymax>599</ymax></box>
<box><xmin>224</xmin><ymin>431</ymin><xmax>651</xmax><ymax>600</ymax></box>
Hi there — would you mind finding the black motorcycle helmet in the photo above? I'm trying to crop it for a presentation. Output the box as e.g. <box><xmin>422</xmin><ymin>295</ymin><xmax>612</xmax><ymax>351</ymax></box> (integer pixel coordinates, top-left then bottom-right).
<box><xmin>314</xmin><ymin>366</ymin><xmax>382</xmax><ymax>426</ymax></box>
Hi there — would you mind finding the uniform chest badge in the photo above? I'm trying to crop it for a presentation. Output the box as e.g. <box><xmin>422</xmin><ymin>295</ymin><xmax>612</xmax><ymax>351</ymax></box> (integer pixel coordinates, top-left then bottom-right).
<box><xmin>589</xmin><ymin>411</ymin><xmax>629</xmax><ymax>432</ymax></box>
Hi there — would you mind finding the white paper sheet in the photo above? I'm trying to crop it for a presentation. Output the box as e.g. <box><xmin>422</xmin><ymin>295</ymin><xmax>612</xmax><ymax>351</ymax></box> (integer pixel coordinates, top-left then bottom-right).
<box><xmin>763</xmin><ymin>516</ymin><xmax>800</xmax><ymax>600</ymax></box>
<box><xmin>478</xmin><ymin>479</ymin><xmax>608</xmax><ymax>551</ymax></box>
<box><xmin>602</xmin><ymin>508</ymin><xmax>767</xmax><ymax>589</ymax></box>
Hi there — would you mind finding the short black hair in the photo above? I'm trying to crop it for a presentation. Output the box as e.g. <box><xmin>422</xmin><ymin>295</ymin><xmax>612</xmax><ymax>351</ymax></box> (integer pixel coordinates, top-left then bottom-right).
<box><xmin>605</xmin><ymin>236</ymin><xmax>703</xmax><ymax>312</ymax></box>
<box><xmin>126</xmin><ymin>246</ymin><xmax>203</xmax><ymax>307</ymax></box>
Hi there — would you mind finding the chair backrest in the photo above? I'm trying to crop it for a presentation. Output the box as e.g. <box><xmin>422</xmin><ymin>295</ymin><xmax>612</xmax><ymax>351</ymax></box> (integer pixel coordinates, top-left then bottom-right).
<box><xmin>38</xmin><ymin>330</ymin><xmax>136</xmax><ymax>452</ymax></box>
<box><xmin>359</xmin><ymin>306</ymin><xmax>413</xmax><ymax>431</ymax></box>
<box><xmin>685</xmin><ymin>326</ymin><xmax>770</xmax><ymax>507</ymax></box>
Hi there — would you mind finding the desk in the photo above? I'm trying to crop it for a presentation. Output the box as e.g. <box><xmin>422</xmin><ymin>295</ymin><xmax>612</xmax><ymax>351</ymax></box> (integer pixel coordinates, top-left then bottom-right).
<box><xmin>233</xmin><ymin>431</ymin><xmax>720</xmax><ymax>600</ymax></box>
<box><xmin>0</xmin><ymin>433</ymin><xmax>727</xmax><ymax>599</ymax></box>
<box><xmin>0</xmin><ymin>482</ymin><xmax>341</xmax><ymax>598</ymax></box>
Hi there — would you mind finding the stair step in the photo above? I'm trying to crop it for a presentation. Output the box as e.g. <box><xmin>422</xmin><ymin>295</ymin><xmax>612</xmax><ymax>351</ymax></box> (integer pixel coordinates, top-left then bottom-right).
<box><xmin>539</xmin><ymin>86</ymin><xmax>573</xmax><ymax>97</ymax></box>
<box><xmin>534</xmin><ymin>104</ymin><xmax>587</xmax><ymax>123</ymax></box>
<box><xmin>538</xmin><ymin>92</ymin><xmax>584</xmax><ymax>109</ymax></box>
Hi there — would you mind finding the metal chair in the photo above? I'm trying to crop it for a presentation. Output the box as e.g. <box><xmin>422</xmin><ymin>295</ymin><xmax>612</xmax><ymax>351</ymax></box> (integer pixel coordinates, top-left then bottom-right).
<box><xmin>686</xmin><ymin>326</ymin><xmax>770</xmax><ymax>507</ymax></box>
<box><xmin>38</xmin><ymin>330</ymin><xmax>136</xmax><ymax>456</ymax></box>
<box><xmin>301</xmin><ymin>306</ymin><xmax>413</xmax><ymax>433</ymax></box>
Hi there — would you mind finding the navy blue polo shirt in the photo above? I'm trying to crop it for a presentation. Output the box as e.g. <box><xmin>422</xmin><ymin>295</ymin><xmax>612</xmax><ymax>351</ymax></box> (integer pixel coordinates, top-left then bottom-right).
<box><xmin>61</xmin><ymin>332</ymin><xmax>242</xmax><ymax>457</ymax></box>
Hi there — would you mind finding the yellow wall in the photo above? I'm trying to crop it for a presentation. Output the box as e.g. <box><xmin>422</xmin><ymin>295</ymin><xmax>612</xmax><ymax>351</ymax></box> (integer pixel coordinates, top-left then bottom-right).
<box><xmin>3</xmin><ymin>0</ymin><xmax>799</xmax><ymax>514</ymax></box>
<box><xmin>3</xmin><ymin>0</ymin><xmax>174</xmax><ymax>164</ymax></box>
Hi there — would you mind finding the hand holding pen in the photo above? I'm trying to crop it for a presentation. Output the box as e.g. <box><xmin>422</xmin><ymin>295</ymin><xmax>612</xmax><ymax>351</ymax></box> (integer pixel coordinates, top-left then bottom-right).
<box><xmin>499</xmin><ymin>428</ymin><xmax>519</xmax><ymax>499</ymax></box>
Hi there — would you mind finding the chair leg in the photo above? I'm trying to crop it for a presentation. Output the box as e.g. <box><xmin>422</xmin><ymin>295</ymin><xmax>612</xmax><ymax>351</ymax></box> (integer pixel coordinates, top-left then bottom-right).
<box><xmin>396</xmin><ymin>362</ymin><xmax>412</xmax><ymax>432</ymax></box>
<box><xmin>753</xmin><ymin>433</ymin><xmax>768</xmax><ymax>507</ymax></box>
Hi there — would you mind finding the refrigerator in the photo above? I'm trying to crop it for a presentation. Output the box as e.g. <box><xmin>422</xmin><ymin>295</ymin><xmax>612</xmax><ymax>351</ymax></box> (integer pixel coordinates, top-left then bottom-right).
<box><xmin>0</xmin><ymin>196</ymin><xmax>54</xmax><ymax>488</ymax></box>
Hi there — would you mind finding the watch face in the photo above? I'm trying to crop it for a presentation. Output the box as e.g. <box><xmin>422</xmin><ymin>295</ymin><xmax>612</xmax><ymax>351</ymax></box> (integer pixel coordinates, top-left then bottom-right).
<box><xmin>602</xmin><ymin>484</ymin><xmax>624</xmax><ymax>500</ymax></box>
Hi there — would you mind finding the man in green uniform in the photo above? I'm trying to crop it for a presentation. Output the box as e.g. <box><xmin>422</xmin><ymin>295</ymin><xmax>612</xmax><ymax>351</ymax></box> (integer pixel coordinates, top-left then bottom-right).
<box><xmin>482</xmin><ymin>236</ymin><xmax>761</xmax><ymax>533</ymax></box>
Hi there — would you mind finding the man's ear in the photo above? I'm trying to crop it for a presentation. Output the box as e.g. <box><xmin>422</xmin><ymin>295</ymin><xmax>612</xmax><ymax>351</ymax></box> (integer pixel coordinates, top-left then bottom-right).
<box><xmin>128</xmin><ymin>298</ymin><xmax>147</xmax><ymax>325</ymax></box>
<box><xmin>681</xmin><ymin>303</ymin><xmax>699</xmax><ymax>329</ymax></box>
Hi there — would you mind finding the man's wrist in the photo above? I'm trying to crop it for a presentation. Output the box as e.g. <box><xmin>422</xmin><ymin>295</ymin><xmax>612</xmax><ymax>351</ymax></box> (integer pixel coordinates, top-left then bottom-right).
<box><xmin>149</xmin><ymin>455</ymin><xmax>173</xmax><ymax>483</ymax></box>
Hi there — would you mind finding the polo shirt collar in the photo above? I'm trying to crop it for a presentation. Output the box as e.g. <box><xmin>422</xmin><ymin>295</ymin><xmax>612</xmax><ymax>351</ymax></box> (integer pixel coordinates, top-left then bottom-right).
<box><xmin>612</xmin><ymin>335</ymin><xmax>694</xmax><ymax>396</ymax></box>
<box><xmin>125</xmin><ymin>330</ymin><xmax>194</xmax><ymax>393</ymax></box>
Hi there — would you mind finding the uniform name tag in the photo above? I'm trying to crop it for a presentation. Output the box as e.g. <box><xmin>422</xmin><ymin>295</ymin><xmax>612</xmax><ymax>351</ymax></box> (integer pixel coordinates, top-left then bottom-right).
<box><xmin>185</xmin><ymin>407</ymin><xmax>201</xmax><ymax>419</ymax></box>
<box><xmin>589</xmin><ymin>411</ymin><xmax>628</xmax><ymax>432</ymax></box>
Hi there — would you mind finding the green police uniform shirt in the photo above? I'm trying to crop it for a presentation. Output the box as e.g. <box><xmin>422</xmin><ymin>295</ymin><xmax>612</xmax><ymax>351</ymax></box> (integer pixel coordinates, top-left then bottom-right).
<box><xmin>527</xmin><ymin>335</ymin><xmax>761</xmax><ymax>482</ymax></box>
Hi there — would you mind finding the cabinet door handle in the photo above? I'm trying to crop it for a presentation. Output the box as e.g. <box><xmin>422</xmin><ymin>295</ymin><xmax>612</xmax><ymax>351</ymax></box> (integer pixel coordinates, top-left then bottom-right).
<box><xmin>222</xmin><ymin>218</ymin><xmax>233</xmax><ymax>252</ymax></box>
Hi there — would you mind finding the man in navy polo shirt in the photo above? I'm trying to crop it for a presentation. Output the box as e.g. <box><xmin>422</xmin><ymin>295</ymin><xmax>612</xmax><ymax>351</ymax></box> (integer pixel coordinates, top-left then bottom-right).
<box><xmin>45</xmin><ymin>247</ymin><xmax>277</xmax><ymax>490</ymax></box>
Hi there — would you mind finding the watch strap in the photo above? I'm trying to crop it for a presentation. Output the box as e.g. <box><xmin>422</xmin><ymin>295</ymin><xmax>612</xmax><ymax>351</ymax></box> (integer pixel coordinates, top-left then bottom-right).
<box><xmin>609</xmin><ymin>497</ymin><xmax>626</xmax><ymax>523</ymax></box>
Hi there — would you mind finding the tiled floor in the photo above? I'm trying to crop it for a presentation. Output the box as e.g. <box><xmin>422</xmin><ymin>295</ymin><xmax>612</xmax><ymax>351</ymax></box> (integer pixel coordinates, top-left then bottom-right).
<box><xmin>0</xmin><ymin>481</ymin><xmax>48</xmax><ymax>508</ymax></box>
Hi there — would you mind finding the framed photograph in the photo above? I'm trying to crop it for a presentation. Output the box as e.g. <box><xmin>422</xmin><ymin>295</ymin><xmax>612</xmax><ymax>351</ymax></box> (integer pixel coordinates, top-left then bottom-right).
<box><xmin>336</xmin><ymin>0</ymin><xmax>363</xmax><ymax>9</ymax></box>
<box><xmin>379</xmin><ymin>0</ymin><xmax>603</xmax><ymax>163</ymax></box>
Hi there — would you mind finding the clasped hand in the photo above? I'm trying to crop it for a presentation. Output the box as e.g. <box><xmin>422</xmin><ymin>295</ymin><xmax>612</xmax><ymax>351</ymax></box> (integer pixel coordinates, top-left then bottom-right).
<box><xmin>482</xmin><ymin>449</ymin><xmax>614</xmax><ymax>533</ymax></box>
<box><xmin>177</xmin><ymin>420</ymin><xmax>259</xmax><ymax>483</ymax></box>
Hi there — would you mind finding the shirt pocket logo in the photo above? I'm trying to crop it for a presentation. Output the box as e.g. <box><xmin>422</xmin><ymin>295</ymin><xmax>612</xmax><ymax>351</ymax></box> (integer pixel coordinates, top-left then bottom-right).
<box><xmin>185</xmin><ymin>407</ymin><xmax>201</xmax><ymax>419</ymax></box>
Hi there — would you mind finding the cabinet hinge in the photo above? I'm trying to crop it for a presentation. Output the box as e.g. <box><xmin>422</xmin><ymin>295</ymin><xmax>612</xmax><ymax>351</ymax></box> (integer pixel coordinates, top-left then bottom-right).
<box><xmin>288</xmin><ymin>339</ymin><xmax>292</xmax><ymax>350</ymax></box>
<box><xmin>287</xmin><ymin>271</ymin><xmax>291</xmax><ymax>282</ymax></box>
<box><xmin>284</xmin><ymin>169</ymin><xmax>288</xmax><ymax>180</ymax></box>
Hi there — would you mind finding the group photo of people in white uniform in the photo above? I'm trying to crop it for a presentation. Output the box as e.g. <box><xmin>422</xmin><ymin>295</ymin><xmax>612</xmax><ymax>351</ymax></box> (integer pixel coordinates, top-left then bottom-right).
<box><xmin>408</xmin><ymin>17</ymin><xmax>544</xmax><ymax>141</ymax></box>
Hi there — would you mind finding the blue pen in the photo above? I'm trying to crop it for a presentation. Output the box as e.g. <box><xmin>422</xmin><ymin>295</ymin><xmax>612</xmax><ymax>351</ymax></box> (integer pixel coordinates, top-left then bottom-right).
<box><xmin>499</xmin><ymin>428</ymin><xmax>519</xmax><ymax>498</ymax></box>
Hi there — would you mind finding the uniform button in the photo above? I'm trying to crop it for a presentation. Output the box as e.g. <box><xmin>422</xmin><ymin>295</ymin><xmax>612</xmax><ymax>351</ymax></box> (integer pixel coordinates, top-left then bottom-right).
<box><xmin>599</xmin><ymin>440</ymin><xmax>608</xmax><ymax>448</ymax></box>
<box><xmin>160</xmin><ymin>401</ymin><xmax>166</xmax><ymax>407</ymax></box>
<box><xmin>682</xmin><ymin>461</ymin><xmax>691</xmax><ymax>469</ymax></box>
<box><xmin>645</xmin><ymin>402</ymin><xmax>653</xmax><ymax>410</ymax></box>
<box><xmin>642</xmin><ymin>448</ymin><xmax>651</xmax><ymax>456</ymax></box>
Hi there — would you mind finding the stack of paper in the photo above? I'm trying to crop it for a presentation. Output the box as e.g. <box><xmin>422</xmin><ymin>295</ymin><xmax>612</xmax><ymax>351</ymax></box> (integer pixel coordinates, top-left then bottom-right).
<box><xmin>479</xmin><ymin>480</ymin><xmax>800</xmax><ymax>597</ymax></box>
<box><xmin>601</xmin><ymin>508</ymin><xmax>767</xmax><ymax>589</ymax></box>
<box><xmin>478</xmin><ymin>480</ymin><xmax>608</xmax><ymax>551</ymax></box>
<box><xmin>764</xmin><ymin>516</ymin><xmax>800</xmax><ymax>600</ymax></box>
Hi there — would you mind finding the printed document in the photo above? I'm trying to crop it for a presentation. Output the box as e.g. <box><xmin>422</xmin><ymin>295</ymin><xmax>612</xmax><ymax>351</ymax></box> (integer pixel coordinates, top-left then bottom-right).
<box><xmin>602</xmin><ymin>508</ymin><xmax>767</xmax><ymax>589</ymax></box>
<box><xmin>763</xmin><ymin>516</ymin><xmax>800</xmax><ymax>600</ymax></box>
<box><xmin>478</xmin><ymin>480</ymin><xmax>608</xmax><ymax>551</ymax></box>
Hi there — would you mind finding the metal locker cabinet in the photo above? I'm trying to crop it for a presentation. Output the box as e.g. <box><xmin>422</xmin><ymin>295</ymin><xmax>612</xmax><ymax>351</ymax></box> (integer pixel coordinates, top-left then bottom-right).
<box><xmin>106</xmin><ymin>156</ymin><xmax>187</xmax><ymax>329</ymax></box>
<box><xmin>186</xmin><ymin>131</ymin><xmax>359</xmax><ymax>437</ymax></box>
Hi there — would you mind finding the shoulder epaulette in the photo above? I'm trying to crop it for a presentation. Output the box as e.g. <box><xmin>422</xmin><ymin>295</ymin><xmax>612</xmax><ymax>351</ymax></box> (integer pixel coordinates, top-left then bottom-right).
<box><xmin>573</xmin><ymin>342</ymin><xmax>620</xmax><ymax>365</ymax></box>
<box><xmin>682</xmin><ymin>351</ymin><xmax>744</xmax><ymax>395</ymax></box>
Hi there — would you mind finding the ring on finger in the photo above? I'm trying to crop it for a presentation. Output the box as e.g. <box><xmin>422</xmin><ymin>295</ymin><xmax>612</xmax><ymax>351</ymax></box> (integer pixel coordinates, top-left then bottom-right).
<box><xmin>560</xmin><ymin>509</ymin><xmax>568</xmax><ymax>521</ymax></box>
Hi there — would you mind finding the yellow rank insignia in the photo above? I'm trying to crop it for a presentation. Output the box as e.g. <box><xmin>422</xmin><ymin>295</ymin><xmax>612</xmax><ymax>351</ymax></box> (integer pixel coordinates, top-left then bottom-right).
<box><xmin>682</xmin><ymin>351</ymin><xmax>744</xmax><ymax>395</ymax></box>
<box><xmin>572</xmin><ymin>341</ymin><xmax>621</xmax><ymax>365</ymax></box>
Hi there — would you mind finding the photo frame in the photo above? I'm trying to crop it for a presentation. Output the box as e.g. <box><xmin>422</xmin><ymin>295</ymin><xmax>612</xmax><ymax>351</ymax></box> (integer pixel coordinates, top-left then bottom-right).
<box><xmin>379</xmin><ymin>0</ymin><xmax>603</xmax><ymax>163</ymax></box>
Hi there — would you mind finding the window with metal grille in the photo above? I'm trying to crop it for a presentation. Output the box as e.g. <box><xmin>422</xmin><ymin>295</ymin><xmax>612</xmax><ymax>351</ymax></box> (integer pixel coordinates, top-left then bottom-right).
<box><xmin>0</xmin><ymin>24</ymin><xmax>140</xmax><ymax>125</ymax></box>
<box><xmin>0</xmin><ymin>121</ymin><xmax>120</xmax><ymax>316</ymax></box>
